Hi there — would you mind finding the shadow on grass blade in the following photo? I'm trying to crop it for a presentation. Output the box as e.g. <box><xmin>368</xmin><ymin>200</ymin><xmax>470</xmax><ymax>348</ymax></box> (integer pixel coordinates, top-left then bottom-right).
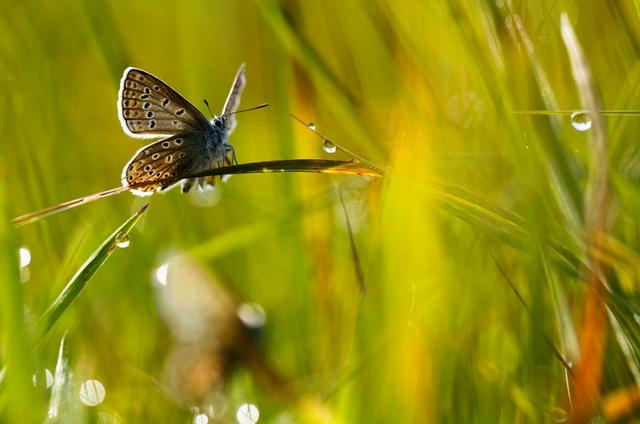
<box><xmin>12</xmin><ymin>159</ymin><xmax>382</xmax><ymax>228</ymax></box>
<box><xmin>337</xmin><ymin>187</ymin><xmax>366</xmax><ymax>294</ymax></box>
<box><xmin>33</xmin><ymin>204</ymin><xmax>149</xmax><ymax>347</ymax></box>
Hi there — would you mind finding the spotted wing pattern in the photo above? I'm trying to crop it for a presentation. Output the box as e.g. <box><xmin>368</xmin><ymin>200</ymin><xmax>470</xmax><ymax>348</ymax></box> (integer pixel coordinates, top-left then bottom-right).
<box><xmin>121</xmin><ymin>134</ymin><xmax>206</xmax><ymax>196</ymax></box>
<box><xmin>220</xmin><ymin>64</ymin><xmax>246</xmax><ymax>134</ymax></box>
<box><xmin>118</xmin><ymin>67</ymin><xmax>210</xmax><ymax>138</ymax></box>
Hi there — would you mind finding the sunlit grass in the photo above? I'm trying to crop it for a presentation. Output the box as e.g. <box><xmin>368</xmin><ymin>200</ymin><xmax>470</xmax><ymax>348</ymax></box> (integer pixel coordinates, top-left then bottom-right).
<box><xmin>2</xmin><ymin>0</ymin><xmax>640</xmax><ymax>423</ymax></box>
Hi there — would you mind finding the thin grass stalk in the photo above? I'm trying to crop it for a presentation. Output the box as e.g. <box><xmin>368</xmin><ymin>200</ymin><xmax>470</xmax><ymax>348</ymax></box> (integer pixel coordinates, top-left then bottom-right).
<box><xmin>561</xmin><ymin>13</ymin><xmax>611</xmax><ymax>423</ymax></box>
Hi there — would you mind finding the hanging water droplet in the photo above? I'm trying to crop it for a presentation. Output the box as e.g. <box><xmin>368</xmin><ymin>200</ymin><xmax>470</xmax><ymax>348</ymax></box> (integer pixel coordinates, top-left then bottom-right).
<box><xmin>306</xmin><ymin>122</ymin><xmax>316</xmax><ymax>130</ymax></box>
<box><xmin>115</xmin><ymin>233</ymin><xmax>130</xmax><ymax>249</ymax></box>
<box><xmin>570</xmin><ymin>111</ymin><xmax>592</xmax><ymax>131</ymax></box>
<box><xmin>322</xmin><ymin>139</ymin><xmax>337</xmax><ymax>154</ymax></box>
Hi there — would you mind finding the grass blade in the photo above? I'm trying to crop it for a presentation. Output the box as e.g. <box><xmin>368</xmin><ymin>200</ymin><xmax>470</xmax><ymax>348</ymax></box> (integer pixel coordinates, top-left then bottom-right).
<box><xmin>290</xmin><ymin>113</ymin><xmax>387</xmax><ymax>174</ymax></box>
<box><xmin>33</xmin><ymin>204</ymin><xmax>149</xmax><ymax>346</ymax></box>
<box><xmin>12</xmin><ymin>159</ymin><xmax>381</xmax><ymax>227</ymax></box>
<box><xmin>515</xmin><ymin>109</ymin><xmax>640</xmax><ymax>116</ymax></box>
<box><xmin>0</xmin><ymin>165</ymin><xmax>39</xmax><ymax>422</ymax></box>
<box><xmin>45</xmin><ymin>334</ymin><xmax>83</xmax><ymax>423</ymax></box>
<box><xmin>11</xmin><ymin>186</ymin><xmax>129</xmax><ymax>228</ymax></box>
<box><xmin>337</xmin><ymin>187</ymin><xmax>366</xmax><ymax>294</ymax></box>
<box><xmin>561</xmin><ymin>12</ymin><xmax>611</xmax><ymax>422</ymax></box>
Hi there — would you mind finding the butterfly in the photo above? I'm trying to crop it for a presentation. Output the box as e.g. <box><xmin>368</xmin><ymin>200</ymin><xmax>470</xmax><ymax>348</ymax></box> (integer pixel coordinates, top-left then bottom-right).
<box><xmin>118</xmin><ymin>64</ymin><xmax>246</xmax><ymax>196</ymax></box>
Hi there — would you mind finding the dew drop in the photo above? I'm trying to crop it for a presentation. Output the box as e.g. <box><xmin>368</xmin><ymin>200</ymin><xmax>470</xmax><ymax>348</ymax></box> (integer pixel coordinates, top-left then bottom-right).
<box><xmin>570</xmin><ymin>111</ymin><xmax>592</xmax><ymax>131</ymax></box>
<box><xmin>236</xmin><ymin>403</ymin><xmax>259</xmax><ymax>424</ymax></box>
<box><xmin>194</xmin><ymin>414</ymin><xmax>209</xmax><ymax>424</ymax></box>
<box><xmin>79</xmin><ymin>379</ymin><xmax>106</xmax><ymax>406</ymax></box>
<box><xmin>551</xmin><ymin>406</ymin><xmax>567</xmax><ymax>422</ymax></box>
<box><xmin>154</xmin><ymin>263</ymin><xmax>169</xmax><ymax>286</ymax></box>
<box><xmin>32</xmin><ymin>368</ymin><xmax>53</xmax><ymax>389</ymax></box>
<box><xmin>237</xmin><ymin>303</ymin><xmax>266</xmax><ymax>329</ymax></box>
<box><xmin>115</xmin><ymin>233</ymin><xmax>130</xmax><ymax>249</ymax></box>
<box><xmin>322</xmin><ymin>139</ymin><xmax>337</xmax><ymax>154</ymax></box>
<box><xmin>19</xmin><ymin>247</ymin><xmax>31</xmax><ymax>267</ymax></box>
<box><xmin>306</xmin><ymin>122</ymin><xmax>316</xmax><ymax>130</ymax></box>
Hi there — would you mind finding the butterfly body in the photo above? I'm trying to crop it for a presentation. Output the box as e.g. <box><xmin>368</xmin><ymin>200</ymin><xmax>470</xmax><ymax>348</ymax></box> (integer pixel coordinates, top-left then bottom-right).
<box><xmin>118</xmin><ymin>65</ymin><xmax>246</xmax><ymax>196</ymax></box>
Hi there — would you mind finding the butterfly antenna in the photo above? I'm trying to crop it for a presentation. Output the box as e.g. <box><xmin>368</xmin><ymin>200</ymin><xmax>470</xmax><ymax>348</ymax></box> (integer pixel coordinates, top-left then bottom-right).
<box><xmin>203</xmin><ymin>99</ymin><xmax>215</xmax><ymax>119</ymax></box>
<box><xmin>226</xmin><ymin>103</ymin><xmax>269</xmax><ymax>117</ymax></box>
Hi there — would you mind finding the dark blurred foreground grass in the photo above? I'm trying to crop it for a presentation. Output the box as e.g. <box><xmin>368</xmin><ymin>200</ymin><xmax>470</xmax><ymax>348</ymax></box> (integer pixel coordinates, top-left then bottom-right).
<box><xmin>3</xmin><ymin>0</ymin><xmax>640</xmax><ymax>422</ymax></box>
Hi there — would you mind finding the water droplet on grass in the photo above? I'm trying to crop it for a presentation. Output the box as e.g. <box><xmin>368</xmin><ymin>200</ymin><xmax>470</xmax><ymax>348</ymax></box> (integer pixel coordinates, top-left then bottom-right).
<box><xmin>551</xmin><ymin>406</ymin><xmax>567</xmax><ymax>422</ymax></box>
<box><xmin>237</xmin><ymin>303</ymin><xmax>266</xmax><ymax>329</ymax></box>
<box><xmin>322</xmin><ymin>139</ymin><xmax>337</xmax><ymax>154</ymax></box>
<box><xmin>570</xmin><ymin>111</ymin><xmax>592</xmax><ymax>131</ymax></box>
<box><xmin>115</xmin><ymin>233</ymin><xmax>130</xmax><ymax>248</ymax></box>
<box><xmin>79</xmin><ymin>379</ymin><xmax>106</xmax><ymax>406</ymax></box>
<box><xmin>32</xmin><ymin>368</ymin><xmax>53</xmax><ymax>389</ymax></box>
<box><xmin>19</xmin><ymin>247</ymin><xmax>31</xmax><ymax>267</ymax></box>
<box><xmin>236</xmin><ymin>403</ymin><xmax>259</xmax><ymax>424</ymax></box>
<box><xmin>306</xmin><ymin>122</ymin><xmax>316</xmax><ymax>130</ymax></box>
<box><xmin>194</xmin><ymin>414</ymin><xmax>209</xmax><ymax>424</ymax></box>
<box><xmin>154</xmin><ymin>264</ymin><xmax>169</xmax><ymax>286</ymax></box>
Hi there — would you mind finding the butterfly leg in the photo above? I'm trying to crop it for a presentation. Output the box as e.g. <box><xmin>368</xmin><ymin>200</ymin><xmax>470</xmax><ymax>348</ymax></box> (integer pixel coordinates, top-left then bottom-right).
<box><xmin>224</xmin><ymin>144</ymin><xmax>238</xmax><ymax>165</ymax></box>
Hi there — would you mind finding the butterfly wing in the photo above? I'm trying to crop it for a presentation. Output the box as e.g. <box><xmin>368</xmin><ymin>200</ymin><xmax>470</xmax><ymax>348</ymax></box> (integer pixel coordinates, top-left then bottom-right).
<box><xmin>121</xmin><ymin>133</ymin><xmax>208</xmax><ymax>196</ymax></box>
<box><xmin>118</xmin><ymin>67</ymin><xmax>210</xmax><ymax>138</ymax></box>
<box><xmin>220</xmin><ymin>64</ymin><xmax>246</xmax><ymax>134</ymax></box>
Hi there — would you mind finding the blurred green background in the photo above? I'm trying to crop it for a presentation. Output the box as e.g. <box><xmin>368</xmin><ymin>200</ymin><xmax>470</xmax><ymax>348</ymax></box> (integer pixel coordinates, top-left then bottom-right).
<box><xmin>3</xmin><ymin>0</ymin><xmax>640</xmax><ymax>422</ymax></box>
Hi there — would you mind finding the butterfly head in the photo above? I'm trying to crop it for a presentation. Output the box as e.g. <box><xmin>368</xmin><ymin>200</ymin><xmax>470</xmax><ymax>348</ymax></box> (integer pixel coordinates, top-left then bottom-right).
<box><xmin>212</xmin><ymin>116</ymin><xmax>227</xmax><ymax>131</ymax></box>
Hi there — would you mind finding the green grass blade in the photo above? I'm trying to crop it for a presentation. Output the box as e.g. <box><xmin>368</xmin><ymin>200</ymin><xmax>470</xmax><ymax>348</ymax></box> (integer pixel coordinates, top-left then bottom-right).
<box><xmin>33</xmin><ymin>204</ymin><xmax>149</xmax><ymax>346</ymax></box>
<box><xmin>45</xmin><ymin>334</ymin><xmax>84</xmax><ymax>423</ymax></box>
<box><xmin>0</xmin><ymin>166</ymin><xmax>39</xmax><ymax>422</ymax></box>
<box><xmin>12</xmin><ymin>159</ymin><xmax>381</xmax><ymax>227</ymax></box>
<box><xmin>253</xmin><ymin>0</ymin><xmax>385</xmax><ymax>160</ymax></box>
<box><xmin>561</xmin><ymin>13</ymin><xmax>611</xmax><ymax>422</ymax></box>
